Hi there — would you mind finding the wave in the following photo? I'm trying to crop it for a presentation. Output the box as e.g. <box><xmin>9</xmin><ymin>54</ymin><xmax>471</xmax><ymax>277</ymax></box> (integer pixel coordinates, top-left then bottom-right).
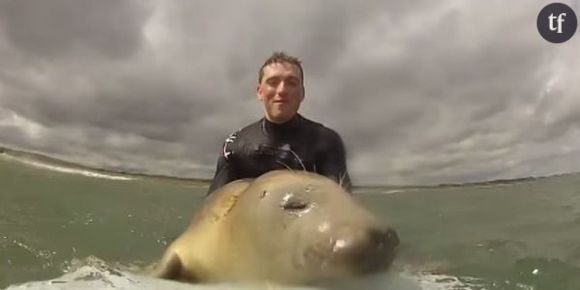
<box><xmin>3</xmin><ymin>255</ymin><xmax>499</xmax><ymax>290</ymax></box>
<box><xmin>0</xmin><ymin>146</ymin><xmax>211</xmax><ymax>185</ymax></box>
<box><xmin>0</xmin><ymin>153</ymin><xmax>135</xmax><ymax>181</ymax></box>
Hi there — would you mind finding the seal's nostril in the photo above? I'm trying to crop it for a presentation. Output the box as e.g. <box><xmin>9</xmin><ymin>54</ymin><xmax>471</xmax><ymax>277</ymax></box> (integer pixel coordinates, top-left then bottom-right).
<box><xmin>385</xmin><ymin>229</ymin><xmax>400</xmax><ymax>247</ymax></box>
<box><xmin>368</xmin><ymin>229</ymin><xmax>385</xmax><ymax>244</ymax></box>
<box><xmin>367</xmin><ymin>228</ymin><xmax>399</xmax><ymax>248</ymax></box>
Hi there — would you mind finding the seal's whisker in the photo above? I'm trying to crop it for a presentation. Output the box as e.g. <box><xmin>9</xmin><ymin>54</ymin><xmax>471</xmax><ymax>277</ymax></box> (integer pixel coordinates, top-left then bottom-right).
<box><xmin>288</xmin><ymin>149</ymin><xmax>306</xmax><ymax>172</ymax></box>
<box><xmin>276</xmin><ymin>160</ymin><xmax>293</xmax><ymax>172</ymax></box>
<box><xmin>339</xmin><ymin>172</ymin><xmax>347</xmax><ymax>187</ymax></box>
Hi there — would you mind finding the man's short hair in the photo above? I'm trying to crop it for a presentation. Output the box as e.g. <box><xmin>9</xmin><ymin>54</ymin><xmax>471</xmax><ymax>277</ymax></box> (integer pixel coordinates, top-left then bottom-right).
<box><xmin>258</xmin><ymin>51</ymin><xmax>304</xmax><ymax>84</ymax></box>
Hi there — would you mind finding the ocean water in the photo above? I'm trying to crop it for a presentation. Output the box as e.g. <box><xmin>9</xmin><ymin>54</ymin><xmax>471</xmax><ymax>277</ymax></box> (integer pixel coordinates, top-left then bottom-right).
<box><xmin>1</xmin><ymin>154</ymin><xmax>579</xmax><ymax>290</ymax></box>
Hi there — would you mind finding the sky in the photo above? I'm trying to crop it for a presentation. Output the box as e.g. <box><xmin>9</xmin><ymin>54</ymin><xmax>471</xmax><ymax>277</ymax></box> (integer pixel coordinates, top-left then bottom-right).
<box><xmin>0</xmin><ymin>0</ymin><xmax>579</xmax><ymax>186</ymax></box>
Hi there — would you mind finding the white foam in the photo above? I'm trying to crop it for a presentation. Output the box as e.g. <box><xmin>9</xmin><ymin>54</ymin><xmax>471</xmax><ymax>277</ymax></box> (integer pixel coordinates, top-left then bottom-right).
<box><xmin>403</xmin><ymin>273</ymin><xmax>476</xmax><ymax>290</ymax></box>
<box><xmin>353</xmin><ymin>189</ymin><xmax>408</xmax><ymax>195</ymax></box>
<box><xmin>382</xmin><ymin>189</ymin><xmax>407</xmax><ymax>195</ymax></box>
<box><xmin>5</xmin><ymin>264</ymin><xmax>497</xmax><ymax>290</ymax></box>
<box><xmin>5</xmin><ymin>265</ymin><xmax>320</xmax><ymax>290</ymax></box>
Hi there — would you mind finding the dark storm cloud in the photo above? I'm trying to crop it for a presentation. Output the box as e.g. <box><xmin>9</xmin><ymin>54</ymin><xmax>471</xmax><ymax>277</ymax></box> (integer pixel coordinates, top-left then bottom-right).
<box><xmin>1</xmin><ymin>1</ymin><xmax>579</xmax><ymax>185</ymax></box>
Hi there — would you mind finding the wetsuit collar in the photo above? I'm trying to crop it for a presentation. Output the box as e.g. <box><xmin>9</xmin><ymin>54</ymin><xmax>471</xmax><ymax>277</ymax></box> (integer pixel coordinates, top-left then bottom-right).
<box><xmin>261</xmin><ymin>114</ymin><xmax>302</xmax><ymax>136</ymax></box>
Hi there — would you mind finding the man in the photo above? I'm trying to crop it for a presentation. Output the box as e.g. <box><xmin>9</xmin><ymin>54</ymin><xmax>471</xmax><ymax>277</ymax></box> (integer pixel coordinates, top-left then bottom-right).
<box><xmin>207</xmin><ymin>52</ymin><xmax>351</xmax><ymax>195</ymax></box>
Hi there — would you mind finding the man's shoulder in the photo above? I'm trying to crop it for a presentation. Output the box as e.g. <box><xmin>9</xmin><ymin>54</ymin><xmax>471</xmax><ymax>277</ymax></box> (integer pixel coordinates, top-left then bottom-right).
<box><xmin>300</xmin><ymin>115</ymin><xmax>342</xmax><ymax>140</ymax></box>
<box><xmin>219</xmin><ymin>119</ymin><xmax>262</xmax><ymax>160</ymax></box>
<box><xmin>223</xmin><ymin>119</ymin><xmax>262</xmax><ymax>138</ymax></box>
<box><xmin>238</xmin><ymin>119</ymin><xmax>263</xmax><ymax>134</ymax></box>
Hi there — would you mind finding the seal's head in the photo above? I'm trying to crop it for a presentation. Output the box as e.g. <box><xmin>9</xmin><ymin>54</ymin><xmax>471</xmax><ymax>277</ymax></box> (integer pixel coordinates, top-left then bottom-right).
<box><xmin>154</xmin><ymin>170</ymin><xmax>399</xmax><ymax>285</ymax></box>
<box><xmin>232</xmin><ymin>170</ymin><xmax>399</xmax><ymax>284</ymax></box>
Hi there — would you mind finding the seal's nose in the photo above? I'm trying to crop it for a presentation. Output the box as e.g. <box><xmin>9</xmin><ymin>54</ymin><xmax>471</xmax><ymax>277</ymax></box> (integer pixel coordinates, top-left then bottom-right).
<box><xmin>368</xmin><ymin>228</ymin><xmax>400</xmax><ymax>249</ymax></box>
<box><xmin>330</xmin><ymin>226</ymin><xmax>399</xmax><ymax>274</ymax></box>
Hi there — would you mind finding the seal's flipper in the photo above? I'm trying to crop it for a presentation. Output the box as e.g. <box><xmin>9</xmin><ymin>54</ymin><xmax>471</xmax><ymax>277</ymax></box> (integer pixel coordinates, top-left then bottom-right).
<box><xmin>194</xmin><ymin>179</ymin><xmax>251</xmax><ymax>223</ymax></box>
<box><xmin>153</xmin><ymin>253</ymin><xmax>197</xmax><ymax>282</ymax></box>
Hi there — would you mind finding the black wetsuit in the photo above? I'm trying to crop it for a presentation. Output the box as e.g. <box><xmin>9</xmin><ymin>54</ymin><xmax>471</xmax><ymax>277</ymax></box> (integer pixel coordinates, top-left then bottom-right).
<box><xmin>207</xmin><ymin>114</ymin><xmax>351</xmax><ymax>195</ymax></box>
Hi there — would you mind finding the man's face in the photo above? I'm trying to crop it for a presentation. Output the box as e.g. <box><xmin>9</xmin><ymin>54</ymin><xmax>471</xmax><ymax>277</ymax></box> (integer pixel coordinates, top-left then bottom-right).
<box><xmin>257</xmin><ymin>61</ymin><xmax>305</xmax><ymax>124</ymax></box>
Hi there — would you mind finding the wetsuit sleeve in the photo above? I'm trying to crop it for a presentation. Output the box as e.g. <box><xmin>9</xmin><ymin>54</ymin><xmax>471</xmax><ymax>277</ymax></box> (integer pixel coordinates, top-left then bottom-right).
<box><xmin>318</xmin><ymin>130</ymin><xmax>352</xmax><ymax>192</ymax></box>
<box><xmin>206</xmin><ymin>133</ymin><xmax>239</xmax><ymax>195</ymax></box>
<box><xmin>206</xmin><ymin>155</ymin><xmax>236</xmax><ymax>195</ymax></box>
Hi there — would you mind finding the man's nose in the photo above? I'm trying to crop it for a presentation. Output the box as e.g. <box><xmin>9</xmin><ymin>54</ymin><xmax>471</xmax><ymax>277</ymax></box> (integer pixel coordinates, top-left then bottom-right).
<box><xmin>276</xmin><ymin>81</ymin><xmax>289</xmax><ymax>94</ymax></box>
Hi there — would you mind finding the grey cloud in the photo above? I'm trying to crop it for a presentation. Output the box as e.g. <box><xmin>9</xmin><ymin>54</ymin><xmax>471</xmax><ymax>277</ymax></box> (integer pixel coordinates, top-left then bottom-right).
<box><xmin>0</xmin><ymin>0</ymin><xmax>151</xmax><ymax>59</ymax></box>
<box><xmin>0</xmin><ymin>126</ymin><xmax>32</xmax><ymax>151</ymax></box>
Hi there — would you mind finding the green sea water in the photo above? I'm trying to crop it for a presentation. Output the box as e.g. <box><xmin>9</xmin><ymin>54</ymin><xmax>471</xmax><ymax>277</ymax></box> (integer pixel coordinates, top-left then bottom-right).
<box><xmin>1</xmin><ymin>155</ymin><xmax>579</xmax><ymax>290</ymax></box>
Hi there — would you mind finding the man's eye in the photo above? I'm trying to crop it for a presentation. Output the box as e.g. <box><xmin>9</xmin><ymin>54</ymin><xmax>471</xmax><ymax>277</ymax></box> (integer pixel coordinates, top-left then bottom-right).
<box><xmin>282</xmin><ymin>200</ymin><xmax>308</xmax><ymax>211</ymax></box>
<box><xmin>266</xmin><ymin>78</ymin><xmax>279</xmax><ymax>86</ymax></box>
<box><xmin>286</xmin><ymin>80</ymin><xmax>297</xmax><ymax>86</ymax></box>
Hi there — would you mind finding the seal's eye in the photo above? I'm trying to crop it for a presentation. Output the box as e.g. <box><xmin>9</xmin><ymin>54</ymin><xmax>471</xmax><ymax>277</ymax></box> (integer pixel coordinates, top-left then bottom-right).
<box><xmin>282</xmin><ymin>199</ymin><xmax>309</xmax><ymax>211</ymax></box>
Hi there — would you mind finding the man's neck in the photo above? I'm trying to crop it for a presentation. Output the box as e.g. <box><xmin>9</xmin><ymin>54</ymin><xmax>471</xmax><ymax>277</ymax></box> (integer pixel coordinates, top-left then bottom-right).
<box><xmin>264</xmin><ymin>114</ymin><xmax>298</xmax><ymax>125</ymax></box>
<box><xmin>267</xmin><ymin>119</ymin><xmax>286</xmax><ymax>124</ymax></box>
<box><xmin>262</xmin><ymin>114</ymin><xmax>302</xmax><ymax>136</ymax></box>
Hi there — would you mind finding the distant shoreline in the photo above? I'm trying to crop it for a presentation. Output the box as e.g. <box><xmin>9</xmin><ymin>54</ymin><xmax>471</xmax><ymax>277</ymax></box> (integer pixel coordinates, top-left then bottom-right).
<box><xmin>0</xmin><ymin>145</ymin><xmax>575</xmax><ymax>189</ymax></box>
<box><xmin>0</xmin><ymin>145</ymin><xmax>211</xmax><ymax>186</ymax></box>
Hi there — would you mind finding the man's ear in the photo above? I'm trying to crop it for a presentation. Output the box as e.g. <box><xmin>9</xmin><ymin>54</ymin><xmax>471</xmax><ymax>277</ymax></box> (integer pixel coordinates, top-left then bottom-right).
<box><xmin>256</xmin><ymin>84</ymin><xmax>263</xmax><ymax>101</ymax></box>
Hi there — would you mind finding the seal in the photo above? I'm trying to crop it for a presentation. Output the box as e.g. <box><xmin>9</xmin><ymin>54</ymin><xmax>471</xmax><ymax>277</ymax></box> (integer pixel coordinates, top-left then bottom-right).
<box><xmin>153</xmin><ymin>170</ymin><xmax>399</xmax><ymax>285</ymax></box>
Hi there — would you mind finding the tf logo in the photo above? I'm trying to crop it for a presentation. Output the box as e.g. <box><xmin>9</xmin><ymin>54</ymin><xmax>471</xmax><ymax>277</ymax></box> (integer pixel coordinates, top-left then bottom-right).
<box><xmin>537</xmin><ymin>2</ymin><xmax>577</xmax><ymax>43</ymax></box>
